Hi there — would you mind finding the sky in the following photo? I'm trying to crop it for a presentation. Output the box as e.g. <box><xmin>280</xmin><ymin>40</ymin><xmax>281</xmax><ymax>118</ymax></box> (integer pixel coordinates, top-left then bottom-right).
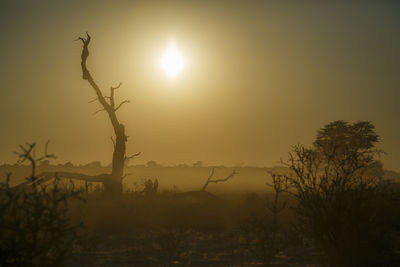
<box><xmin>0</xmin><ymin>0</ymin><xmax>399</xmax><ymax>170</ymax></box>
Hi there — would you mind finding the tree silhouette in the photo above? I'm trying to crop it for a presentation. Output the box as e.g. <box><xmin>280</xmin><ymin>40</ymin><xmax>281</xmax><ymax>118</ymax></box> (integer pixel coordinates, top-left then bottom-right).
<box><xmin>27</xmin><ymin>33</ymin><xmax>139</xmax><ymax>196</ymax></box>
<box><xmin>273</xmin><ymin>120</ymin><xmax>398</xmax><ymax>266</ymax></box>
<box><xmin>200</xmin><ymin>167</ymin><xmax>237</xmax><ymax>192</ymax></box>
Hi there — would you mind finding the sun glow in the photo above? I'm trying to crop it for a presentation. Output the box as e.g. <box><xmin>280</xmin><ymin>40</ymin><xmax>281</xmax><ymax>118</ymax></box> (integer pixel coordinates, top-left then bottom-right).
<box><xmin>160</xmin><ymin>42</ymin><xmax>184</xmax><ymax>78</ymax></box>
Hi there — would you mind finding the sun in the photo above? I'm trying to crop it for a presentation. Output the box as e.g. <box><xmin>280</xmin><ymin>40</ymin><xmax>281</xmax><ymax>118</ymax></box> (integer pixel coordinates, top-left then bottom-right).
<box><xmin>160</xmin><ymin>42</ymin><xmax>184</xmax><ymax>78</ymax></box>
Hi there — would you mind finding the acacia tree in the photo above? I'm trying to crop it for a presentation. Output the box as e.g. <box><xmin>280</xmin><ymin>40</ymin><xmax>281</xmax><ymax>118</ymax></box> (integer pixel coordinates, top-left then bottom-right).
<box><xmin>34</xmin><ymin>33</ymin><xmax>138</xmax><ymax>196</ymax></box>
<box><xmin>274</xmin><ymin>121</ymin><xmax>398</xmax><ymax>266</ymax></box>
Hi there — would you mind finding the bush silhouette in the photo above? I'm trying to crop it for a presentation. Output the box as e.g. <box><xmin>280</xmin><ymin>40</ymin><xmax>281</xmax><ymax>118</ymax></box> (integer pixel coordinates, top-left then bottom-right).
<box><xmin>0</xmin><ymin>143</ymin><xmax>83</xmax><ymax>266</ymax></box>
<box><xmin>276</xmin><ymin>121</ymin><xmax>400</xmax><ymax>266</ymax></box>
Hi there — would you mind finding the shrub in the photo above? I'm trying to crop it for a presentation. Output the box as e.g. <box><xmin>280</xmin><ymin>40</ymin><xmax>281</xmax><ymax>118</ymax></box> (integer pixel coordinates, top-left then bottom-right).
<box><xmin>277</xmin><ymin>121</ymin><xmax>400</xmax><ymax>266</ymax></box>
<box><xmin>0</xmin><ymin>174</ymin><xmax>83</xmax><ymax>266</ymax></box>
<box><xmin>240</xmin><ymin>174</ymin><xmax>289</xmax><ymax>266</ymax></box>
<box><xmin>0</xmin><ymin>143</ymin><xmax>83</xmax><ymax>266</ymax></box>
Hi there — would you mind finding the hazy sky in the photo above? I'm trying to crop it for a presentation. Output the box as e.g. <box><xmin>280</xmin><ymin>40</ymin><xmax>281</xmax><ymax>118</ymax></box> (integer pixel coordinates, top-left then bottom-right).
<box><xmin>1</xmin><ymin>0</ymin><xmax>399</xmax><ymax>170</ymax></box>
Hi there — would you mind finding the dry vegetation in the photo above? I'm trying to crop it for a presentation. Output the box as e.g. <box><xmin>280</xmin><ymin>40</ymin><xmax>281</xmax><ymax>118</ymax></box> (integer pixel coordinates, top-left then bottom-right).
<box><xmin>1</xmin><ymin>34</ymin><xmax>399</xmax><ymax>266</ymax></box>
<box><xmin>2</xmin><ymin>152</ymin><xmax>399</xmax><ymax>266</ymax></box>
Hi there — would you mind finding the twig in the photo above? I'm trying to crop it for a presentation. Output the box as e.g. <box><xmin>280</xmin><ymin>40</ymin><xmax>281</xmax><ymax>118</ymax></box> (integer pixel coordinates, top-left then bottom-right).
<box><xmin>125</xmin><ymin>152</ymin><xmax>141</xmax><ymax>161</ymax></box>
<box><xmin>201</xmin><ymin>167</ymin><xmax>237</xmax><ymax>191</ymax></box>
<box><xmin>93</xmin><ymin>108</ymin><xmax>106</xmax><ymax>115</ymax></box>
<box><xmin>114</xmin><ymin>100</ymin><xmax>130</xmax><ymax>111</ymax></box>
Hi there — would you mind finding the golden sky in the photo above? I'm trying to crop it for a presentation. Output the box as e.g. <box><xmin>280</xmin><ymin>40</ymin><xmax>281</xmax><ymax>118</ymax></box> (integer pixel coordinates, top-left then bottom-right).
<box><xmin>1</xmin><ymin>0</ymin><xmax>399</xmax><ymax>170</ymax></box>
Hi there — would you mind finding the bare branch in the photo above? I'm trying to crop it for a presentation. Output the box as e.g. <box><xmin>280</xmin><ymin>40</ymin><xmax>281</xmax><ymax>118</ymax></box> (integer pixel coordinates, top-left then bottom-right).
<box><xmin>111</xmin><ymin>82</ymin><xmax>122</xmax><ymax>90</ymax></box>
<box><xmin>37</xmin><ymin>140</ymin><xmax>56</xmax><ymax>161</ymax></box>
<box><xmin>114</xmin><ymin>100</ymin><xmax>130</xmax><ymax>111</ymax></box>
<box><xmin>78</xmin><ymin>32</ymin><xmax>92</xmax><ymax>80</ymax></box>
<box><xmin>201</xmin><ymin>168</ymin><xmax>237</xmax><ymax>191</ymax></box>
<box><xmin>78</xmin><ymin>32</ymin><xmax>127</xmax><ymax>137</ymax></box>
<box><xmin>88</xmin><ymin>97</ymin><xmax>98</xmax><ymax>103</ymax></box>
<box><xmin>14</xmin><ymin>142</ymin><xmax>56</xmax><ymax>180</ymax></box>
<box><xmin>14</xmin><ymin>143</ymin><xmax>34</xmax><ymax>163</ymax></box>
<box><xmin>89</xmin><ymin>96</ymin><xmax>112</xmax><ymax>105</ymax></box>
<box><xmin>93</xmin><ymin>108</ymin><xmax>106</xmax><ymax>115</ymax></box>
<box><xmin>208</xmin><ymin>167</ymin><xmax>216</xmax><ymax>180</ymax></box>
<box><xmin>208</xmin><ymin>171</ymin><xmax>237</xmax><ymax>184</ymax></box>
<box><xmin>125</xmin><ymin>152</ymin><xmax>141</xmax><ymax>161</ymax></box>
<box><xmin>109</xmin><ymin>83</ymin><xmax>122</xmax><ymax>108</ymax></box>
<box><xmin>78</xmin><ymin>33</ymin><xmax>114</xmax><ymax>114</ymax></box>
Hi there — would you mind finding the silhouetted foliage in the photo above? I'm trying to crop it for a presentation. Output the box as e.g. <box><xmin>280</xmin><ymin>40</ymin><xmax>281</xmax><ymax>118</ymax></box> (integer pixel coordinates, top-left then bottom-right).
<box><xmin>142</xmin><ymin>178</ymin><xmax>159</xmax><ymax>196</ymax></box>
<box><xmin>0</xmin><ymin>143</ymin><xmax>83</xmax><ymax>266</ymax></box>
<box><xmin>241</xmin><ymin>173</ymin><xmax>290</xmax><ymax>266</ymax></box>
<box><xmin>276</xmin><ymin>121</ymin><xmax>400</xmax><ymax>266</ymax></box>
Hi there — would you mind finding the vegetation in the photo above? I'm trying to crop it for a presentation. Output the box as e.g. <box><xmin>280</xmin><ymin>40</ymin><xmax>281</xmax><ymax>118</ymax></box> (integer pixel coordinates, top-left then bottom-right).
<box><xmin>55</xmin><ymin>118</ymin><xmax>399</xmax><ymax>266</ymax></box>
<box><xmin>0</xmin><ymin>143</ymin><xmax>83</xmax><ymax>266</ymax></box>
<box><xmin>2</xmin><ymin>120</ymin><xmax>399</xmax><ymax>266</ymax></box>
<box><xmin>28</xmin><ymin>33</ymin><xmax>140</xmax><ymax>197</ymax></box>
<box><xmin>240</xmin><ymin>173</ymin><xmax>291</xmax><ymax>266</ymax></box>
<box><xmin>274</xmin><ymin>121</ymin><xmax>400</xmax><ymax>266</ymax></box>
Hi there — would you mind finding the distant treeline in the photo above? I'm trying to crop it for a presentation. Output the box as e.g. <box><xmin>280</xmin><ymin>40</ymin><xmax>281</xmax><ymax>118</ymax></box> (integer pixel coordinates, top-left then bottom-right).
<box><xmin>1</xmin><ymin>162</ymin><xmax>399</xmax><ymax>192</ymax></box>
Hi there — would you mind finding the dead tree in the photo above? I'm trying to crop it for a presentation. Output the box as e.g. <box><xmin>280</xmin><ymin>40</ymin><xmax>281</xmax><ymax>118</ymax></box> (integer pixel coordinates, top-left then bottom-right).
<box><xmin>27</xmin><ymin>33</ymin><xmax>139</xmax><ymax>196</ymax></box>
<box><xmin>176</xmin><ymin>168</ymin><xmax>236</xmax><ymax>205</ymax></box>
<box><xmin>200</xmin><ymin>167</ymin><xmax>237</xmax><ymax>192</ymax></box>
<box><xmin>76</xmin><ymin>32</ymin><xmax>133</xmax><ymax>195</ymax></box>
<box><xmin>14</xmin><ymin>141</ymin><xmax>56</xmax><ymax>182</ymax></box>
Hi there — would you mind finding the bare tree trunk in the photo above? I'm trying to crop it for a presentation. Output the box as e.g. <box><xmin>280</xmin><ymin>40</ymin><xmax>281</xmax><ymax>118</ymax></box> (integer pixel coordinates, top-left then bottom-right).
<box><xmin>77</xmin><ymin>33</ymin><xmax>130</xmax><ymax>196</ymax></box>
<box><xmin>108</xmin><ymin>124</ymin><xmax>126</xmax><ymax>195</ymax></box>
<box><xmin>17</xmin><ymin>33</ymin><xmax>138</xmax><ymax>197</ymax></box>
